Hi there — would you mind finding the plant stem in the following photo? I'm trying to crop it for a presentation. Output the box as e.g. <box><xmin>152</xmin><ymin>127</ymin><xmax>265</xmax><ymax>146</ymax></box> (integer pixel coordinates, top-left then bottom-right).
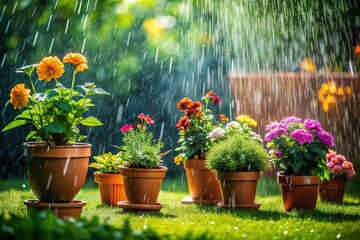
<box><xmin>70</xmin><ymin>70</ymin><xmax>77</xmax><ymax>99</ymax></box>
<box><xmin>27</xmin><ymin>74</ymin><xmax>36</xmax><ymax>94</ymax></box>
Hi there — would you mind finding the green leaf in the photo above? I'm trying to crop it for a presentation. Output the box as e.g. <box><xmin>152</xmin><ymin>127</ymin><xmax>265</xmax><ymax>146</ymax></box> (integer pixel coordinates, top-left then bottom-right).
<box><xmin>55</xmin><ymin>101</ymin><xmax>72</xmax><ymax>112</ymax></box>
<box><xmin>80</xmin><ymin>117</ymin><xmax>103</xmax><ymax>126</ymax></box>
<box><xmin>2</xmin><ymin>120</ymin><xmax>28</xmax><ymax>132</ymax></box>
<box><xmin>46</xmin><ymin>90</ymin><xmax>59</xmax><ymax>98</ymax></box>
<box><xmin>292</xmin><ymin>160</ymin><xmax>303</xmax><ymax>174</ymax></box>
<box><xmin>43</xmin><ymin>122</ymin><xmax>66</xmax><ymax>133</ymax></box>
<box><xmin>303</xmin><ymin>150</ymin><xmax>311</xmax><ymax>160</ymax></box>
<box><xmin>89</xmin><ymin>88</ymin><xmax>111</xmax><ymax>95</ymax></box>
<box><xmin>309</xmin><ymin>144</ymin><xmax>322</xmax><ymax>154</ymax></box>
<box><xmin>15</xmin><ymin>110</ymin><xmax>32</xmax><ymax>120</ymax></box>
<box><xmin>25</xmin><ymin>131</ymin><xmax>37</xmax><ymax>140</ymax></box>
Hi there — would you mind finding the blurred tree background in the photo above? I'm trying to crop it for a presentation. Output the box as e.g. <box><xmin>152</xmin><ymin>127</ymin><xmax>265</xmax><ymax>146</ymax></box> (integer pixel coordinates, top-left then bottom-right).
<box><xmin>1</xmin><ymin>0</ymin><xmax>359</xmax><ymax>178</ymax></box>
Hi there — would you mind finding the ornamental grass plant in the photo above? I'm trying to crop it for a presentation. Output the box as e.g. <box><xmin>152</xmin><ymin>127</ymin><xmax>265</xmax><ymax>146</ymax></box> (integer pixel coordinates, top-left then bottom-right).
<box><xmin>2</xmin><ymin>53</ymin><xmax>110</xmax><ymax>145</ymax></box>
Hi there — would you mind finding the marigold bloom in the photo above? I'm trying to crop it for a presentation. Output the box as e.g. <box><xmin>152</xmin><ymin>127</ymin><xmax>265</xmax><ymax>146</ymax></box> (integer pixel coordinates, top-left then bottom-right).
<box><xmin>236</xmin><ymin>114</ymin><xmax>257</xmax><ymax>127</ymax></box>
<box><xmin>300</xmin><ymin>58</ymin><xmax>316</xmax><ymax>73</ymax></box>
<box><xmin>36</xmin><ymin>56</ymin><xmax>65</xmax><ymax>81</ymax></box>
<box><xmin>10</xmin><ymin>84</ymin><xmax>31</xmax><ymax>109</ymax></box>
<box><xmin>185</xmin><ymin>101</ymin><xmax>202</xmax><ymax>117</ymax></box>
<box><xmin>219</xmin><ymin>114</ymin><xmax>229</xmax><ymax>122</ymax></box>
<box><xmin>174</xmin><ymin>154</ymin><xmax>183</xmax><ymax>165</ymax></box>
<box><xmin>176</xmin><ymin>116</ymin><xmax>190</xmax><ymax>130</ymax></box>
<box><xmin>205</xmin><ymin>90</ymin><xmax>221</xmax><ymax>105</ymax></box>
<box><xmin>63</xmin><ymin>52</ymin><xmax>88</xmax><ymax>72</ymax></box>
<box><xmin>177</xmin><ymin>97</ymin><xmax>193</xmax><ymax>111</ymax></box>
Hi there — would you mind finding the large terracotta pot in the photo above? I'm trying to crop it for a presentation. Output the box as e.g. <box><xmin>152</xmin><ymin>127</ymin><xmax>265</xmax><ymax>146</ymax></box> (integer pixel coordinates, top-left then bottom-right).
<box><xmin>277</xmin><ymin>172</ymin><xmax>321</xmax><ymax>211</ymax></box>
<box><xmin>23</xmin><ymin>142</ymin><xmax>91</xmax><ymax>203</ymax></box>
<box><xmin>94</xmin><ymin>172</ymin><xmax>126</xmax><ymax>206</ymax></box>
<box><xmin>118</xmin><ymin>166</ymin><xmax>167</xmax><ymax>205</ymax></box>
<box><xmin>183</xmin><ymin>159</ymin><xmax>222</xmax><ymax>204</ymax></box>
<box><xmin>216</xmin><ymin>171</ymin><xmax>259</xmax><ymax>206</ymax></box>
<box><xmin>319</xmin><ymin>179</ymin><xmax>346</xmax><ymax>203</ymax></box>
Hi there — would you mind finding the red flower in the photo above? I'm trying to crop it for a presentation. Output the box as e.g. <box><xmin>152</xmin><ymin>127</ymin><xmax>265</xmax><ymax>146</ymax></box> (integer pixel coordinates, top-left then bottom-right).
<box><xmin>176</xmin><ymin>116</ymin><xmax>190</xmax><ymax>130</ymax></box>
<box><xmin>138</xmin><ymin>113</ymin><xmax>146</xmax><ymax>119</ymax></box>
<box><xmin>185</xmin><ymin>101</ymin><xmax>202</xmax><ymax>117</ymax></box>
<box><xmin>206</xmin><ymin>90</ymin><xmax>221</xmax><ymax>105</ymax></box>
<box><xmin>145</xmin><ymin>115</ymin><xmax>154</xmax><ymax>124</ymax></box>
<box><xmin>177</xmin><ymin>97</ymin><xmax>193</xmax><ymax>111</ymax></box>
<box><xmin>137</xmin><ymin>123</ymin><xmax>142</xmax><ymax>128</ymax></box>
<box><xmin>120</xmin><ymin>124</ymin><xmax>133</xmax><ymax>133</ymax></box>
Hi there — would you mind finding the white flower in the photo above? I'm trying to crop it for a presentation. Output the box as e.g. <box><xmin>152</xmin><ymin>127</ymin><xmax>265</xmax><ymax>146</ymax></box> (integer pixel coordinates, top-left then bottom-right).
<box><xmin>208</xmin><ymin>127</ymin><xmax>225</xmax><ymax>140</ymax></box>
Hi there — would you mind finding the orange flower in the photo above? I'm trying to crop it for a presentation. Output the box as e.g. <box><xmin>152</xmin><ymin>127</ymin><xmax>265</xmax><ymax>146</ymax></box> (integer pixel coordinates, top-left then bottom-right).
<box><xmin>177</xmin><ymin>97</ymin><xmax>193</xmax><ymax>111</ymax></box>
<box><xmin>219</xmin><ymin>114</ymin><xmax>229</xmax><ymax>122</ymax></box>
<box><xmin>185</xmin><ymin>101</ymin><xmax>202</xmax><ymax>117</ymax></box>
<box><xmin>354</xmin><ymin>44</ymin><xmax>360</xmax><ymax>55</ymax></box>
<box><xmin>63</xmin><ymin>52</ymin><xmax>88</xmax><ymax>72</ymax></box>
<box><xmin>36</xmin><ymin>56</ymin><xmax>65</xmax><ymax>81</ymax></box>
<box><xmin>176</xmin><ymin>116</ymin><xmax>190</xmax><ymax>130</ymax></box>
<box><xmin>10</xmin><ymin>84</ymin><xmax>30</xmax><ymax>109</ymax></box>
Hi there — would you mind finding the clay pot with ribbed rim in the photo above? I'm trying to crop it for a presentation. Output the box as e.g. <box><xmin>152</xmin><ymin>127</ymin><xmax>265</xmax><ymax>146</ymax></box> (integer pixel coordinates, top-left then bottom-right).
<box><xmin>319</xmin><ymin>179</ymin><xmax>347</xmax><ymax>203</ymax></box>
<box><xmin>277</xmin><ymin>171</ymin><xmax>321</xmax><ymax>211</ymax></box>
<box><xmin>23</xmin><ymin>142</ymin><xmax>91</xmax><ymax>203</ymax></box>
<box><xmin>94</xmin><ymin>172</ymin><xmax>127</xmax><ymax>206</ymax></box>
<box><xmin>118</xmin><ymin>166</ymin><xmax>167</xmax><ymax>205</ymax></box>
<box><xmin>216</xmin><ymin>171</ymin><xmax>260</xmax><ymax>209</ymax></box>
<box><xmin>182</xmin><ymin>159</ymin><xmax>222</xmax><ymax>204</ymax></box>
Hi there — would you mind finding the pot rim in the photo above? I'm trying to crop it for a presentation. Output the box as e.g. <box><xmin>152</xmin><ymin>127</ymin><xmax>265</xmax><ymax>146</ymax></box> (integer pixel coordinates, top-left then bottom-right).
<box><xmin>118</xmin><ymin>166</ymin><xmax>168</xmax><ymax>172</ymax></box>
<box><xmin>23</xmin><ymin>141</ymin><xmax>92</xmax><ymax>148</ymax></box>
<box><xmin>216</xmin><ymin>171</ymin><xmax>260</xmax><ymax>181</ymax></box>
<box><xmin>277</xmin><ymin>171</ymin><xmax>321</xmax><ymax>185</ymax></box>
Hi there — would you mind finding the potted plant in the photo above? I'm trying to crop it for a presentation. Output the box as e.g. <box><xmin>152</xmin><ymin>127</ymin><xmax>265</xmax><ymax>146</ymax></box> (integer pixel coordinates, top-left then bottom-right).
<box><xmin>117</xmin><ymin>113</ymin><xmax>168</xmax><ymax>212</ymax></box>
<box><xmin>265</xmin><ymin>116</ymin><xmax>334</xmax><ymax>211</ymax></box>
<box><xmin>206</xmin><ymin>116</ymin><xmax>268</xmax><ymax>210</ymax></box>
<box><xmin>89</xmin><ymin>152</ymin><xmax>126</xmax><ymax>206</ymax></box>
<box><xmin>2</xmin><ymin>53</ymin><xmax>109</xmax><ymax>218</ymax></box>
<box><xmin>174</xmin><ymin>91</ymin><xmax>223</xmax><ymax>204</ymax></box>
<box><xmin>319</xmin><ymin>150</ymin><xmax>356</xmax><ymax>203</ymax></box>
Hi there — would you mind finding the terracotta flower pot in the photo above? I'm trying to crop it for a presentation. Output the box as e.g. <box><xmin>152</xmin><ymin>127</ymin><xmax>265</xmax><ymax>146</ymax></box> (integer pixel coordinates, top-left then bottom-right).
<box><xmin>94</xmin><ymin>172</ymin><xmax>127</xmax><ymax>206</ymax></box>
<box><xmin>319</xmin><ymin>179</ymin><xmax>346</xmax><ymax>203</ymax></box>
<box><xmin>216</xmin><ymin>172</ymin><xmax>259</xmax><ymax>206</ymax></box>
<box><xmin>24</xmin><ymin>199</ymin><xmax>86</xmax><ymax>219</ymax></box>
<box><xmin>118</xmin><ymin>166</ymin><xmax>167</xmax><ymax>205</ymax></box>
<box><xmin>277</xmin><ymin>172</ymin><xmax>321</xmax><ymax>211</ymax></box>
<box><xmin>183</xmin><ymin>159</ymin><xmax>222</xmax><ymax>204</ymax></box>
<box><xmin>24</xmin><ymin>142</ymin><xmax>91</xmax><ymax>203</ymax></box>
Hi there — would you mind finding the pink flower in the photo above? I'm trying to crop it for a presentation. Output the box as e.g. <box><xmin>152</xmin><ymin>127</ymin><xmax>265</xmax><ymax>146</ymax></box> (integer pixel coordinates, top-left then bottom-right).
<box><xmin>144</xmin><ymin>115</ymin><xmax>154</xmax><ymax>124</ymax></box>
<box><xmin>275</xmin><ymin>150</ymin><xmax>282</xmax><ymax>158</ymax></box>
<box><xmin>138</xmin><ymin>113</ymin><xmax>145</xmax><ymax>119</ymax></box>
<box><xmin>120</xmin><ymin>124</ymin><xmax>133</xmax><ymax>133</ymax></box>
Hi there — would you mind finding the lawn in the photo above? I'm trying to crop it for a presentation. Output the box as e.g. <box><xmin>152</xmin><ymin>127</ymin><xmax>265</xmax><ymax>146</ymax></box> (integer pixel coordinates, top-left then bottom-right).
<box><xmin>1</xmin><ymin>176</ymin><xmax>360</xmax><ymax>239</ymax></box>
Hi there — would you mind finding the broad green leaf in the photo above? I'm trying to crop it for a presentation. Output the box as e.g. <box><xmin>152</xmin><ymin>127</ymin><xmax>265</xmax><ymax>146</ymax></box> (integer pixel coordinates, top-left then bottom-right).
<box><xmin>80</xmin><ymin>117</ymin><xmax>103</xmax><ymax>126</ymax></box>
<box><xmin>46</xmin><ymin>90</ymin><xmax>59</xmax><ymax>98</ymax></box>
<box><xmin>55</xmin><ymin>101</ymin><xmax>72</xmax><ymax>112</ymax></box>
<box><xmin>43</xmin><ymin>122</ymin><xmax>66</xmax><ymax>133</ymax></box>
<box><xmin>25</xmin><ymin>131</ymin><xmax>37</xmax><ymax>140</ymax></box>
<box><xmin>309</xmin><ymin>144</ymin><xmax>322</xmax><ymax>154</ymax></box>
<box><xmin>2</xmin><ymin>120</ymin><xmax>28</xmax><ymax>132</ymax></box>
<box><xmin>292</xmin><ymin>160</ymin><xmax>303</xmax><ymax>174</ymax></box>
<box><xmin>15</xmin><ymin>110</ymin><xmax>32</xmax><ymax>120</ymax></box>
<box><xmin>303</xmin><ymin>150</ymin><xmax>311</xmax><ymax>160</ymax></box>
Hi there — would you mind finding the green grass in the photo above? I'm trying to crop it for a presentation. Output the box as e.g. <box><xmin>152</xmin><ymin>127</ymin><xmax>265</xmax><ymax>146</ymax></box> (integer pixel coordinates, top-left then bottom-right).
<box><xmin>1</xmin><ymin>176</ymin><xmax>360</xmax><ymax>239</ymax></box>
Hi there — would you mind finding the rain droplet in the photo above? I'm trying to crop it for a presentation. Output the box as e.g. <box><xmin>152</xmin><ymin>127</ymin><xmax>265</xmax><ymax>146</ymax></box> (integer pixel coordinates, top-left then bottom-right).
<box><xmin>284</xmin><ymin>230</ymin><xmax>288</xmax><ymax>235</ymax></box>
<box><xmin>337</xmin><ymin>234</ymin><xmax>341</xmax><ymax>238</ymax></box>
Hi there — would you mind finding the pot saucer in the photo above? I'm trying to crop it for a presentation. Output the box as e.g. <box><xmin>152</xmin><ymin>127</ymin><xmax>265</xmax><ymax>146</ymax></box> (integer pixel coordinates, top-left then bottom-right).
<box><xmin>217</xmin><ymin>202</ymin><xmax>261</xmax><ymax>210</ymax></box>
<box><xmin>24</xmin><ymin>199</ymin><xmax>86</xmax><ymax>219</ymax></box>
<box><xmin>118</xmin><ymin>201</ymin><xmax>163</xmax><ymax>212</ymax></box>
<box><xmin>181</xmin><ymin>196</ymin><xmax>222</xmax><ymax>205</ymax></box>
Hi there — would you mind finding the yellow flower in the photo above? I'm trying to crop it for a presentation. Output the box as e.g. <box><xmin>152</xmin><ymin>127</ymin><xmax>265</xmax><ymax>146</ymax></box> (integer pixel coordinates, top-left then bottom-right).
<box><xmin>300</xmin><ymin>58</ymin><xmax>316</xmax><ymax>73</ymax></box>
<box><xmin>174</xmin><ymin>154</ymin><xmax>183</xmax><ymax>165</ymax></box>
<box><xmin>63</xmin><ymin>52</ymin><xmax>88</xmax><ymax>72</ymax></box>
<box><xmin>143</xmin><ymin>18</ymin><xmax>164</xmax><ymax>37</ymax></box>
<box><xmin>236</xmin><ymin>114</ymin><xmax>257</xmax><ymax>127</ymax></box>
<box><xmin>10</xmin><ymin>84</ymin><xmax>30</xmax><ymax>109</ymax></box>
<box><xmin>36</xmin><ymin>56</ymin><xmax>65</xmax><ymax>81</ymax></box>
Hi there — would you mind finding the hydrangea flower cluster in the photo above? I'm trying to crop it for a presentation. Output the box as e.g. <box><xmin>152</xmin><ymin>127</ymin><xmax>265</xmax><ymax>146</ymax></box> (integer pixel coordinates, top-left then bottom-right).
<box><xmin>326</xmin><ymin>150</ymin><xmax>356</xmax><ymax>179</ymax></box>
<box><xmin>265</xmin><ymin>116</ymin><xmax>334</xmax><ymax>179</ymax></box>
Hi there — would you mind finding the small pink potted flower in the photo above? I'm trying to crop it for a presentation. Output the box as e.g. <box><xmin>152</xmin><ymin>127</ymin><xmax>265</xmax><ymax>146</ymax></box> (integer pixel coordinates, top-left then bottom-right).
<box><xmin>319</xmin><ymin>150</ymin><xmax>356</xmax><ymax>203</ymax></box>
